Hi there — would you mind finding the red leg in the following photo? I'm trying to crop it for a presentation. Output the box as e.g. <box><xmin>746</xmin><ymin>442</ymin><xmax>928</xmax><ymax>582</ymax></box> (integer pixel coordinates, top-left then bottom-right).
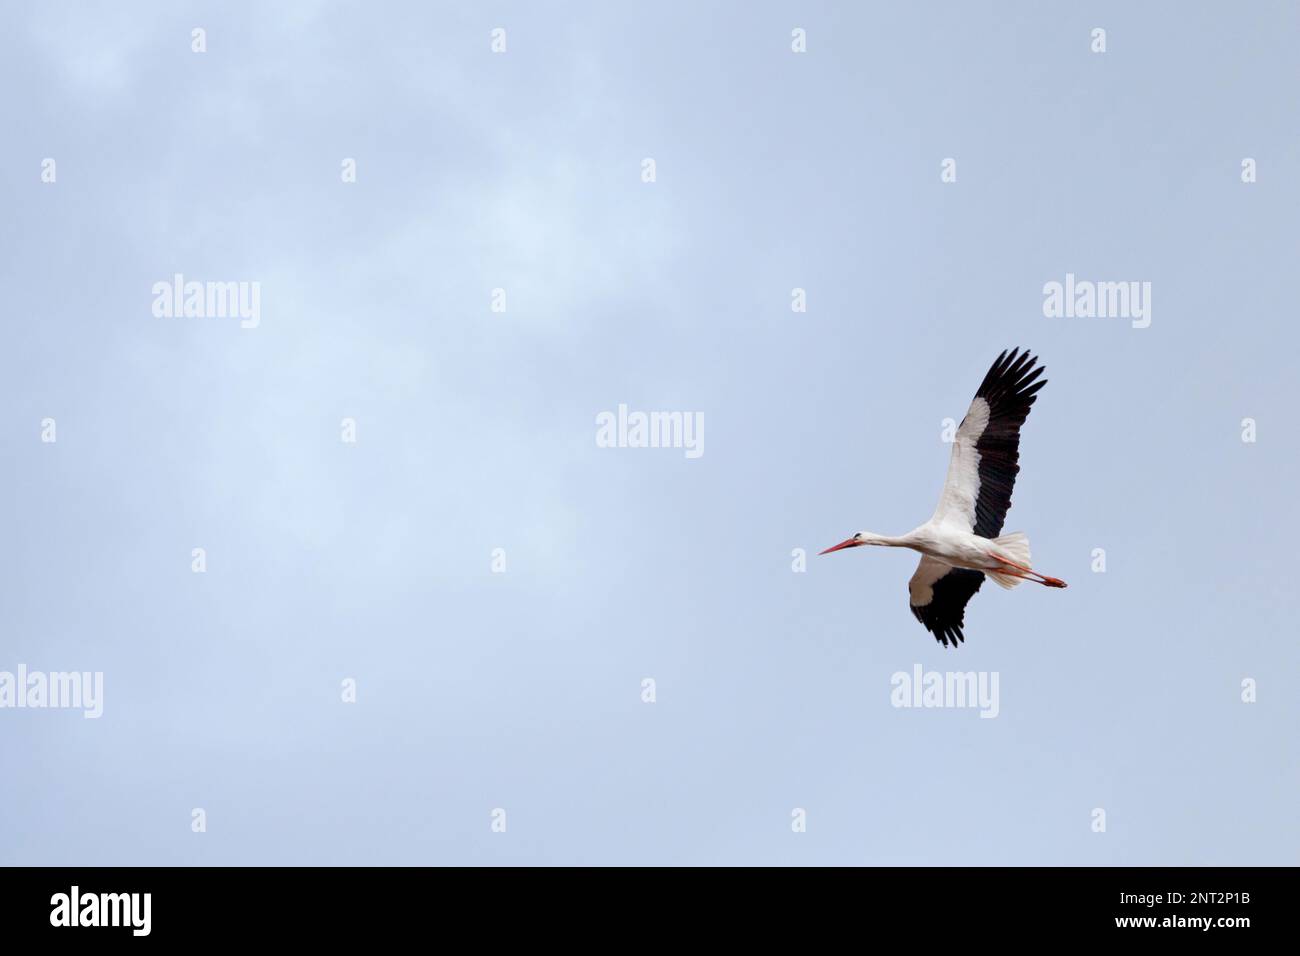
<box><xmin>991</xmin><ymin>553</ymin><xmax>1068</xmax><ymax>588</ymax></box>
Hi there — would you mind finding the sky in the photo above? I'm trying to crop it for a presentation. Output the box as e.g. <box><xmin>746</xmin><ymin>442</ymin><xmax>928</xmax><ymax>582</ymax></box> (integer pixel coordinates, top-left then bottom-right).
<box><xmin>1</xmin><ymin>1</ymin><xmax>1297</xmax><ymax>866</ymax></box>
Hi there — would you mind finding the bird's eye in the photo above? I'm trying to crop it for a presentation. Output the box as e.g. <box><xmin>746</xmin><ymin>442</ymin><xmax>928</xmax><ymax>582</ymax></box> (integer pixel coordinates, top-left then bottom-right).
<box><xmin>853</xmin><ymin>533</ymin><xmax>862</xmax><ymax>540</ymax></box>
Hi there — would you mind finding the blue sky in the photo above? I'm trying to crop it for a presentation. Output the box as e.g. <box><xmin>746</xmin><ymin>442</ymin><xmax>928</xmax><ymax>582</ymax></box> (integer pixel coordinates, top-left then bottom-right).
<box><xmin>2</xmin><ymin>1</ymin><xmax>1297</xmax><ymax>865</ymax></box>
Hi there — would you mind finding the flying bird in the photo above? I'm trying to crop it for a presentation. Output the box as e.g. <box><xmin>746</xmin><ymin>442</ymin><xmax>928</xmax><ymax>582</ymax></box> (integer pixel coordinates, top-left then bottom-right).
<box><xmin>820</xmin><ymin>348</ymin><xmax>1065</xmax><ymax>647</ymax></box>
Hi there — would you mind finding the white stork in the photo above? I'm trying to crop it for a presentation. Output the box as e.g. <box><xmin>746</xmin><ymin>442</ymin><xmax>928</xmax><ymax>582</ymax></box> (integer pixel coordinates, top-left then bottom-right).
<box><xmin>820</xmin><ymin>348</ymin><xmax>1066</xmax><ymax>647</ymax></box>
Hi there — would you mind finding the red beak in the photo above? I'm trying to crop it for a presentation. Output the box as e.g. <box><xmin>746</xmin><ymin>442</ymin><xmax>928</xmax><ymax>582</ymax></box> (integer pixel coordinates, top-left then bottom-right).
<box><xmin>819</xmin><ymin>538</ymin><xmax>861</xmax><ymax>555</ymax></box>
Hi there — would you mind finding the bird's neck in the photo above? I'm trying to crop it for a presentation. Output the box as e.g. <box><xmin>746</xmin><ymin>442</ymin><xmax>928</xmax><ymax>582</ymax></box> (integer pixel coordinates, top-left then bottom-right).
<box><xmin>859</xmin><ymin>531</ymin><xmax>908</xmax><ymax>547</ymax></box>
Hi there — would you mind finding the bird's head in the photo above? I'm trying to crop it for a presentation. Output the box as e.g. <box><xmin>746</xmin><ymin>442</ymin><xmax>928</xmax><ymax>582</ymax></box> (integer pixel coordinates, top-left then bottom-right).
<box><xmin>819</xmin><ymin>531</ymin><xmax>887</xmax><ymax>554</ymax></box>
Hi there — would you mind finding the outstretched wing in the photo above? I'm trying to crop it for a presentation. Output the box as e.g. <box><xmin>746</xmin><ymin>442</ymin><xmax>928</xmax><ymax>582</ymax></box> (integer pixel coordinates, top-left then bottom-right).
<box><xmin>908</xmin><ymin>557</ymin><xmax>984</xmax><ymax>647</ymax></box>
<box><xmin>932</xmin><ymin>348</ymin><xmax>1046</xmax><ymax>538</ymax></box>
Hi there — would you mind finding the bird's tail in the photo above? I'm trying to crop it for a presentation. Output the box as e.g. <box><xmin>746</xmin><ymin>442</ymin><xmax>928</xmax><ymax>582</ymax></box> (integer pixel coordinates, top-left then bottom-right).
<box><xmin>987</xmin><ymin>532</ymin><xmax>1031</xmax><ymax>589</ymax></box>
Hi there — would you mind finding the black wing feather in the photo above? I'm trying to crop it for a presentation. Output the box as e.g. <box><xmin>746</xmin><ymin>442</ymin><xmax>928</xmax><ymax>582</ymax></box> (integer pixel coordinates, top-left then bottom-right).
<box><xmin>968</xmin><ymin>348</ymin><xmax>1046</xmax><ymax>538</ymax></box>
<box><xmin>910</xmin><ymin>567</ymin><xmax>985</xmax><ymax>648</ymax></box>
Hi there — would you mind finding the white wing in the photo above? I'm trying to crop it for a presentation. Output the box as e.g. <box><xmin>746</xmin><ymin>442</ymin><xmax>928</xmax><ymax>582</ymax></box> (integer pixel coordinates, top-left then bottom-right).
<box><xmin>931</xmin><ymin>349</ymin><xmax>1045</xmax><ymax>538</ymax></box>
